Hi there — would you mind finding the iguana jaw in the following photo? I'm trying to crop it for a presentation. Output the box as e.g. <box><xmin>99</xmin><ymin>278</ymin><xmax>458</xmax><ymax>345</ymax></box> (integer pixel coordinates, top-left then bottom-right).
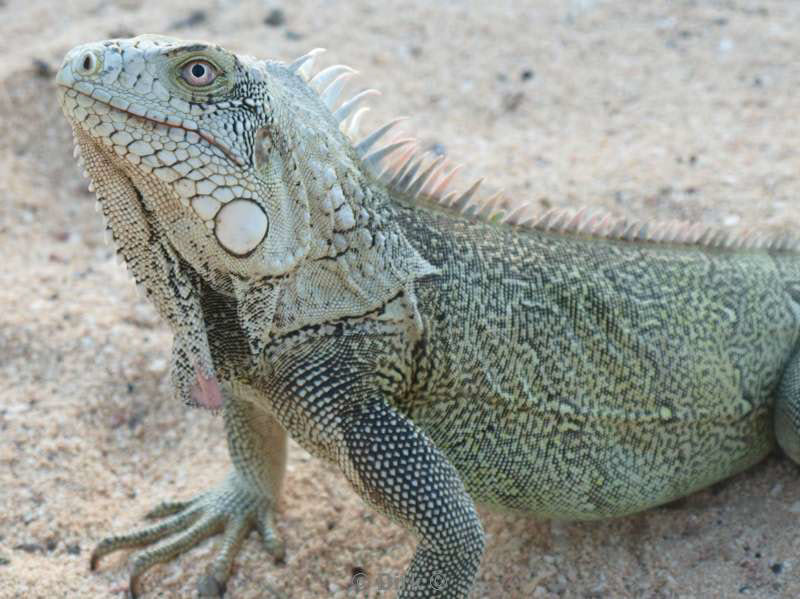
<box><xmin>58</xmin><ymin>85</ymin><xmax>246</xmax><ymax>167</ymax></box>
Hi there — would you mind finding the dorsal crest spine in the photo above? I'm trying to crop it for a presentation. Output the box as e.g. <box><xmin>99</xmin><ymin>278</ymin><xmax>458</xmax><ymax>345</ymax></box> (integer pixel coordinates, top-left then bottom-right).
<box><xmin>289</xmin><ymin>50</ymin><xmax>799</xmax><ymax>254</ymax></box>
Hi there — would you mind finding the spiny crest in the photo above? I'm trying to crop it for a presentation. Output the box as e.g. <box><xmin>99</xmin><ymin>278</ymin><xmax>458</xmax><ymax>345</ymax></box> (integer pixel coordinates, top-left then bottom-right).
<box><xmin>289</xmin><ymin>49</ymin><xmax>800</xmax><ymax>254</ymax></box>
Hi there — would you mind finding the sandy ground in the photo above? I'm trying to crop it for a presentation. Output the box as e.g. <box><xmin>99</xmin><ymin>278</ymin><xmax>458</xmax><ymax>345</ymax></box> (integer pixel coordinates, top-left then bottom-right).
<box><xmin>2</xmin><ymin>1</ymin><xmax>800</xmax><ymax>597</ymax></box>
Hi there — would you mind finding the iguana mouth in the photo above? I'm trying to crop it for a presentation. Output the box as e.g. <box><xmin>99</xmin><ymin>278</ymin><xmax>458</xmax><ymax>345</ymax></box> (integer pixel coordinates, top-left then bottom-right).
<box><xmin>58</xmin><ymin>84</ymin><xmax>246</xmax><ymax>167</ymax></box>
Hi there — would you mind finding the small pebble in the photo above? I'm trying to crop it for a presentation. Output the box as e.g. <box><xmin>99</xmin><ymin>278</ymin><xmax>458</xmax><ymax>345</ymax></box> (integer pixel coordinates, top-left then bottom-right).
<box><xmin>32</xmin><ymin>59</ymin><xmax>54</xmax><ymax>78</ymax></box>
<box><xmin>170</xmin><ymin>10</ymin><xmax>207</xmax><ymax>29</ymax></box>
<box><xmin>264</xmin><ymin>8</ymin><xmax>286</xmax><ymax>27</ymax></box>
<box><xmin>197</xmin><ymin>574</ymin><xmax>225</xmax><ymax>597</ymax></box>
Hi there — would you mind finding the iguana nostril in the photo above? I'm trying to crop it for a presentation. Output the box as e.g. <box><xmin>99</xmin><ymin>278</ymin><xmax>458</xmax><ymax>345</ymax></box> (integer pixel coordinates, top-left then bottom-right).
<box><xmin>76</xmin><ymin>51</ymin><xmax>98</xmax><ymax>75</ymax></box>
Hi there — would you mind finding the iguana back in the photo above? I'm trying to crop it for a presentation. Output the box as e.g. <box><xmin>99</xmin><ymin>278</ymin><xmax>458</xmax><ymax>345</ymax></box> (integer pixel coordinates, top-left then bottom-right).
<box><xmin>394</xmin><ymin>201</ymin><xmax>800</xmax><ymax>517</ymax></box>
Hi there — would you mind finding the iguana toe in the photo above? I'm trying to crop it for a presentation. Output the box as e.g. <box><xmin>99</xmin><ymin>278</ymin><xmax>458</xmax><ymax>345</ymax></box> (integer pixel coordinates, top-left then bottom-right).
<box><xmin>256</xmin><ymin>505</ymin><xmax>286</xmax><ymax>561</ymax></box>
<box><xmin>209</xmin><ymin>515</ymin><xmax>250</xmax><ymax>584</ymax></box>
<box><xmin>143</xmin><ymin>498</ymin><xmax>202</xmax><ymax>519</ymax></box>
<box><xmin>90</xmin><ymin>505</ymin><xmax>204</xmax><ymax>570</ymax></box>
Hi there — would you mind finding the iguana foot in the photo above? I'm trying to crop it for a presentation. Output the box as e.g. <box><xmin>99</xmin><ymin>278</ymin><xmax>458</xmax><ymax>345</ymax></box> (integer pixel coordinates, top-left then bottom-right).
<box><xmin>90</xmin><ymin>473</ymin><xmax>285</xmax><ymax>598</ymax></box>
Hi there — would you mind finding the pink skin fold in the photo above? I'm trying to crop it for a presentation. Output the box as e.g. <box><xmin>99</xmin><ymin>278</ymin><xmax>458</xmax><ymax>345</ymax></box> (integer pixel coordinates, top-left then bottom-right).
<box><xmin>191</xmin><ymin>362</ymin><xmax>224</xmax><ymax>409</ymax></box>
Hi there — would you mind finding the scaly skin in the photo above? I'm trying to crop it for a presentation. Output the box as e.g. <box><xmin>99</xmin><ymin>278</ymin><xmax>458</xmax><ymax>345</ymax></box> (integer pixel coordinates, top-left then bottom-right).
<box><xmin>56</xmin><ymin>35</ymin><xmax>800</xmax><ymax>598</ymax></box>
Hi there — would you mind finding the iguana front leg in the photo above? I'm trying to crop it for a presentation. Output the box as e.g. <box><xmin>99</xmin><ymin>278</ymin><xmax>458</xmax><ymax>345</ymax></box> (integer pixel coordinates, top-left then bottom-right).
<box><xmin>90</xmin><ymin>398</ymin><xmax>287</xmax><ymax>597</ymax></box>
<box><xmin>776</xmin><ymin>346</ymin><xmax>800</xmax><ymax>464</ymax></box>
<box><xmin>332</xmin><ymin>398</ymin><xmax>485</xmax><ymax>598</ymax></box>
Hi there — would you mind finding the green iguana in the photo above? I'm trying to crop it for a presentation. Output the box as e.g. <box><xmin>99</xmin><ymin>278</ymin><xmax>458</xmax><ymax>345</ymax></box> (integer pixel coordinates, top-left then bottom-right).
<box><xmin>56</xmin><ymin>35</ymin><xmax>800</xmax><ymax>598</ymax></box>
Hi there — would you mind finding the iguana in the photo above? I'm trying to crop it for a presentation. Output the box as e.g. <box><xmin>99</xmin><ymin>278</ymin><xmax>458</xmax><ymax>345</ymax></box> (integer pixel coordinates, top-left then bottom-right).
<box><xmin>56</xmin><ymin>35</ymin><xmax>800</xmax><ymax>598</ymax></box>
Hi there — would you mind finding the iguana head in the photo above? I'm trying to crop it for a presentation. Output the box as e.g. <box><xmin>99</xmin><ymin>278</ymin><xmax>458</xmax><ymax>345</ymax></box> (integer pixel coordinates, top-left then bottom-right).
<box><xmin>57</xmin><ymin>35</ymin><xmax>434</xmax><ymax>400</ymax></box>
<box><xmin>56</xmin><ymin>35</ymin><xmax>332</xmax><ymax>278</ymax></box>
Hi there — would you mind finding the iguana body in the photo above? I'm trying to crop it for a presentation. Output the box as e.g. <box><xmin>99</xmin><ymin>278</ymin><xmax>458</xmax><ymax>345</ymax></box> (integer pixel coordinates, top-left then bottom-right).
<box><xmin>55</xmin><ymin>35</ymin><xmax>800</xmax><ymax>598</ymax></box>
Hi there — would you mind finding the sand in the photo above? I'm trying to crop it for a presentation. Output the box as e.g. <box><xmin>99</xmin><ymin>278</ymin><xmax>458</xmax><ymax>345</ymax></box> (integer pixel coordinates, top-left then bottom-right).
<box><xmin>1</xmin><ymin>1</ymin><xmax>799</xmax><ymax>597</ymax></box>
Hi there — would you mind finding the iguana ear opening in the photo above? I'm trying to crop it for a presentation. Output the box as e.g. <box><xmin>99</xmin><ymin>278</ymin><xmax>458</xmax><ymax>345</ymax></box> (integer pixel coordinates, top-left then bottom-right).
<box><xmin>253</xmin><ymin>127</ymin><xmax>274</xmax><ymax>173</ymax></box>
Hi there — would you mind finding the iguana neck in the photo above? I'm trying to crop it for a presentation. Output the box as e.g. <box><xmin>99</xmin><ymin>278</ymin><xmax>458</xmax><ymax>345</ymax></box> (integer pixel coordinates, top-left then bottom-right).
<box><xmin>237</xmin><ymin>170</ymin><xmax>436</xmax><ymax>357</ymax></box>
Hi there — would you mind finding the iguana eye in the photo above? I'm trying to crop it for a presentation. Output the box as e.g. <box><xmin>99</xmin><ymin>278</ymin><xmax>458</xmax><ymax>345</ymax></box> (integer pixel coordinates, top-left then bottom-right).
<box><xmin>181</xmin><ymin>60</ymin><xmax>217</xmax><ymax>86</ymax></box>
